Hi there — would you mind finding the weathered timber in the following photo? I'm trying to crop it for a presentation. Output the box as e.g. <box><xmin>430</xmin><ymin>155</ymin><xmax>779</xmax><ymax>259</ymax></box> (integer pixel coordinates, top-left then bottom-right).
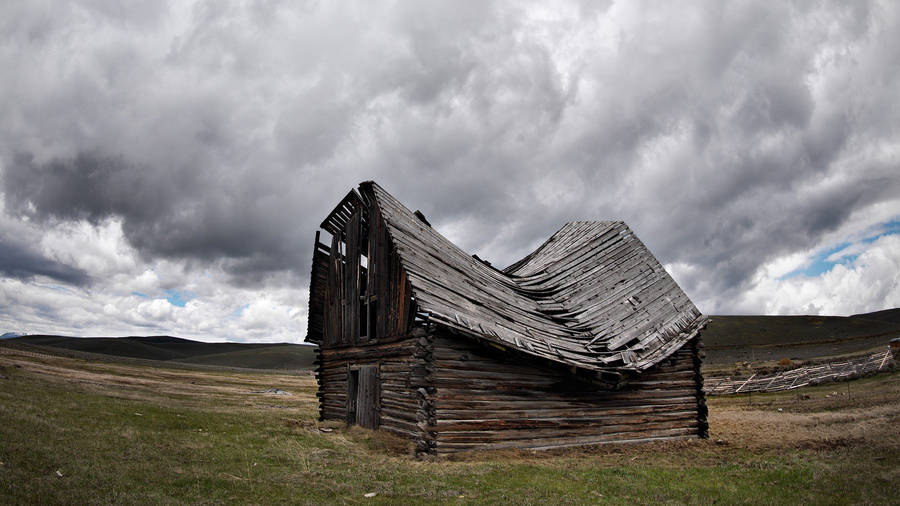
<box><xmin>436</xmin><ymin>419</ymin><xmax>699</xmax><ymax>444</ymax></box>
<box><xmin>704</xmin><ymin>348</ymin><xmax>895</xmax><ymax>396</ymax></box>
<box><xmin>423</xmin><ymin>331</ymin><xmax>706</xmax><ymax>454</ymax></box>
<box><xmin>317</xmin><ymin>336</ymin><xmax>423</xmax><ymax>440</ymax></box>
<box><xmin>307</xmin><ymin>181</ymin><xmax>707</xmax><ymax>455</ymax></box>
<box><xmin>434</xmin><ymin>427</ymin><xmax>699</xmax><ymax>453</ymax></box>
<box><xmin>366</xmin><ymin>180</ymin><xmax>706</xmax><ymax>371</ymax></box>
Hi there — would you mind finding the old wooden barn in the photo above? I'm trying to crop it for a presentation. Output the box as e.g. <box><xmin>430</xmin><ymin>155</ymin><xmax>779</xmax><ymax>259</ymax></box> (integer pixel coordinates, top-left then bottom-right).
<box><xmin>306</xmin><ymin>181</ymin><xmax>709</xmax><ymax>455</ymax></box>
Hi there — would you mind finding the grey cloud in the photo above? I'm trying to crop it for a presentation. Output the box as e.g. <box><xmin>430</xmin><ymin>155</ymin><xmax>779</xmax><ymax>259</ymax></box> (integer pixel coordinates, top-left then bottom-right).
<box><xmin>3</xmin><ymin>151</ymin><xmax>314</xmax><ymax>284</ymax></box>
<box><xmin>4</xmin><ymin>152</ymin><xmax>189</xmax><ymax>224</ymax></box>
<box><xmin>0</xmin><ymin>235</ymin><xmax>90</xmax><ymax>285</ymax></box>
<box><xmin>0</xmin><ymin>0</ymin><xmax>898</xmax><ymax>332</ymax></box>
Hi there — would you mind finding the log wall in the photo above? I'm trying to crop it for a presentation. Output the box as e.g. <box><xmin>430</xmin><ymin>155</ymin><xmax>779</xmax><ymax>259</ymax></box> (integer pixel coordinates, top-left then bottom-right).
<box><xmin>317</xmin><ymin>335</ymin><xmax>427</xmax><ymax>443</ymax></box>
<box><xmin>429</xmin><ymin>331</ymin><xmax>706</xmax><ymax>454</ymax></box>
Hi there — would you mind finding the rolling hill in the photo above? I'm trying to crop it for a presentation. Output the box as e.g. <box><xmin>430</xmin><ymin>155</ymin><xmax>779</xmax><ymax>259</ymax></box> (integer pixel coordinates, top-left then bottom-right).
<box><xmin>702</xmin><ymin>308</ymin><xmax>900</xmax><ymax>364</ymax></box>
<box><xmin>851</xmin><ymin>307</ymin><xmax>900</xmax><ymax>324</ymax></box>
<box><xmin>4</xmin><ymin>335</ymin><xmax>316</xmax><ymax>371</ymax></box>
<box><xmin>5</xmin><ymin>307</ymin><xmax>898</xmax><ymax>370</ymax></box>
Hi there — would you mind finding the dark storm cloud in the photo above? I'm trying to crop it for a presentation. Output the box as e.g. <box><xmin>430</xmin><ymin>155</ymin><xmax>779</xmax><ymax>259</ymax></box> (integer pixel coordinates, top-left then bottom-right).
<box><xmin>4</xmin><ymin>152</ymin><xmax>187</xmax><ymax>225</ymax></box>
<box><xmin>0</xmin><ymin>235</ymin><xmax>90</xmax><ymax>285</ymax></box>
<box><xmin>3</xmin><ymin>151</ymin><xmax>309</xmax><ymax>283</ymax></box>
<box><xmin>1</xmin><ymin>0</ymin><xmax>898</xmax><ymax>316</ymax></box>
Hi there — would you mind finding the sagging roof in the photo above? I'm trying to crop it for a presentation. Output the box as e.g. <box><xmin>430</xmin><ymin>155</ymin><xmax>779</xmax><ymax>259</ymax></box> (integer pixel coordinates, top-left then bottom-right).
<box><xmin>359</xmin><ymin>181</ymin><xmax>707</xmax><ymax>373</ymax></box>
<box><xmin>308</xmin><ymin>181</ymin><xmax>707</xmax><ymax>373</ymax></box>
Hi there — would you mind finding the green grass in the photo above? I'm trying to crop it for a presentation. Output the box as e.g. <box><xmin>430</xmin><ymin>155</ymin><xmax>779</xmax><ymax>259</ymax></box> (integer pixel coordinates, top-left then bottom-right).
<box><xmin>2</xmin><ymin>348</ymin><xmax>898</xmax><ymax>504</ymax></box>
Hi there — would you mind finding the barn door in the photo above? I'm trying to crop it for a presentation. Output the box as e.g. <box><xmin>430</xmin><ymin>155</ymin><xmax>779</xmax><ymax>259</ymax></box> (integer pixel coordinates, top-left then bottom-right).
<box><xmin>347</xmin><ymin>365</ymin><xmax>379</xmax><ymax>429</ymax></box>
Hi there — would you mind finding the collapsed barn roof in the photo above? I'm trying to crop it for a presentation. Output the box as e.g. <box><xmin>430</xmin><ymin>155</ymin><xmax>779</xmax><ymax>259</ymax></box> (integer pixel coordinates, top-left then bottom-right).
<box><xmin>309</xmin><ymin>181</ymin><xmax>707</xmax><ymax>373</ymax></box>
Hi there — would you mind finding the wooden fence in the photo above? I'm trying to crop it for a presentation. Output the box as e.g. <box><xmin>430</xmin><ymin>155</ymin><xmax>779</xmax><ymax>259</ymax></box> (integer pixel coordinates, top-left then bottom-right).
<box><xmin>704</xmin><ymin>348</ymin><xmax>896</xmax><ymax>396</ymax></box>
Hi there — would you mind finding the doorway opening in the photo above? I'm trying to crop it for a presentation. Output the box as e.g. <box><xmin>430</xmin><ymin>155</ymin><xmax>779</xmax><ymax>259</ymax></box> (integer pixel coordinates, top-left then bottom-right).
<box><xmin>347</xmin><ymin>365</ymin><xmax>379</xmax><ymax>429</ymax></box>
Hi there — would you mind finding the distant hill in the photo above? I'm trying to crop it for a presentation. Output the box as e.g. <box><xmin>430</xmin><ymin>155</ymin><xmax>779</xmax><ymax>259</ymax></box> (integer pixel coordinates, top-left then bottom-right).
<box><xmin>4</xmin><ymin>335</ymin><xmax>316</xmax><ymax>370</ymax></box>
<box><xmin>703</xmin><ymin>308</ymin><xmax>900</xmax><ymax>364</ymax></box>
<box><xmin>8</xmin><ymin>307</ymin><xmax>898</xmax><ymax>370</ymax></box>
<box><xmin>851</xmin><ymin>307</ymin><xmax>900</xmax><ymax>324</ymax></box>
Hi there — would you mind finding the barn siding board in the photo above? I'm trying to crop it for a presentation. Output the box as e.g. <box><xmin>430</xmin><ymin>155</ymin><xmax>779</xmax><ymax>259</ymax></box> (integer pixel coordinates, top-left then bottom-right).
<box><xmin>305</xmin><ymin>234</ymin><xmax>330</xmax><ymax>343</ymax></box>
<box><xmin>356</xmin><ymin>365</ymin><xmax>379</xmax><ymax>428</ymax></box>
<box><xmin>343</xmin><ymin>210</ymin><xmax>361</xmax><ymax>345</ymax></box>
<box><xmin>324</xmin><ymin>231</ymin><xmax>343</xmax><ymax>347</ymax></box>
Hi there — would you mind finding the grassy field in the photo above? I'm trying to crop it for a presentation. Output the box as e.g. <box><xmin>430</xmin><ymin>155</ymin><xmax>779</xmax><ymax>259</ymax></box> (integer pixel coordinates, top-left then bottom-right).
<box><xmin>1</xmin><ymin>345</ymin><xmax>897</xmax><ymax>504</ymax></box>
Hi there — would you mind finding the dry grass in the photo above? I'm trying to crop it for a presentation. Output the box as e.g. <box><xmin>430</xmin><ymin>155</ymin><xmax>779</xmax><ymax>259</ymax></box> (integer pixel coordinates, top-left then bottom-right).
<box><xmin>708</xmin><ymin>372</ymin><xmax>900</xmax><ymax>453</ymax></box>
<box><xmin>0</xmin><ymin>346</ymin><xmax>318</xmax><ymax>413</ymax></box>
<box><xmin>2</xmin><ymin>344</ymin><xmax>898</xmax><ymax>504</ymax></box>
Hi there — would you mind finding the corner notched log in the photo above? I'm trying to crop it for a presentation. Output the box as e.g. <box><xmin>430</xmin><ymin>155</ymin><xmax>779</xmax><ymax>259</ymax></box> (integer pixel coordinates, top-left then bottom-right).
<box><xmin>693</xmin><ymin>335</ymin><xmax>709</xmax><ymax>438</ymax></box>
<box><xmin>412</xmin><ymin>328</ymin><xmax>436</xmax><ymax>456</ymax></box>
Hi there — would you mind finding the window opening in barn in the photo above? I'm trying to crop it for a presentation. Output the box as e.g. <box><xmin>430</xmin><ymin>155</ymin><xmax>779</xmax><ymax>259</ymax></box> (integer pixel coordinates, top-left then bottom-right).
<box><xmin>368</xmin><ymin>299</ymin><xmax>378</xmax><ymax>339</ymax></box>
<box><xmin>359</xmin><ymin>254</ymin><xmax>368</xmax><ymax>294</ymax></box>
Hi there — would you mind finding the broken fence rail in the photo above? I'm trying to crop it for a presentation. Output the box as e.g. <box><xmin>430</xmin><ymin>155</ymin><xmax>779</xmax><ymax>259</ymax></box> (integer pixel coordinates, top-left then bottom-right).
<box><xmin>704</xmin><ymin>348</ymin><xmax>896</xmax><ymax>396</ymax></box>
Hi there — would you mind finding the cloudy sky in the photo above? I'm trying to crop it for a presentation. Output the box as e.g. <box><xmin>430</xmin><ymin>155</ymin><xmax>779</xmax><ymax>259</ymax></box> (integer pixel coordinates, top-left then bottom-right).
<box><xmin>1</xmin><ymin>1</ymin><xmax>899</xmax><ymax>343</ymax></box>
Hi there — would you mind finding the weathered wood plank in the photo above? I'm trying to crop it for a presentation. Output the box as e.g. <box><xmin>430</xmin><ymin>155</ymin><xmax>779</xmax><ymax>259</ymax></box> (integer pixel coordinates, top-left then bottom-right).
<box><xmin>356</xmin><ymin>365</ymin><xmax>379</xmax><ymax>429</ymax></box>
<box><xmin>434</xmin><ymin>428</ymin><xmax>699</xmax><ymax>453</ymax></box>
<box><xmin>434</xmin><ymin>403</ymin><xmax>698</xmax><ymax>421</ymax></box>
<box><xmin>436</xmin><ymin>418</ymin><xmax>699</xmax><ymax>443</ymax></box>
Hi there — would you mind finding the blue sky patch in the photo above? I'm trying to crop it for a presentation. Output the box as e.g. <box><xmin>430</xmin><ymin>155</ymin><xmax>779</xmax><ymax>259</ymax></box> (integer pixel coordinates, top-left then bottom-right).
<box><xmin>165</xmin><ymin>289</ymin><xmax>195</xmax><ymax>308</ymax></box>
<box><xmin>780</xmin><ymin>219</ymin><xmax>900</xmax><ymax>280</ymax></box>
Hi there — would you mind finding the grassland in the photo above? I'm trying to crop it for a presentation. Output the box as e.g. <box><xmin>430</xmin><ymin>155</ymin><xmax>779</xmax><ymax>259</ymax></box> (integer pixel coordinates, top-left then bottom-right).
<box><xmin>1</xmin><ymin>345</ymin><xmax>897</xmax><ymax>505</ymax></box>
<box><xmin>701</xmin><ymin>310</ymin><xmax>900</xmax><ymax>366</ymax></box>
<box><xmin>4</xmin><ymin>335</ymin><xmax>316</xmax><ymax>371</ymax></box>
